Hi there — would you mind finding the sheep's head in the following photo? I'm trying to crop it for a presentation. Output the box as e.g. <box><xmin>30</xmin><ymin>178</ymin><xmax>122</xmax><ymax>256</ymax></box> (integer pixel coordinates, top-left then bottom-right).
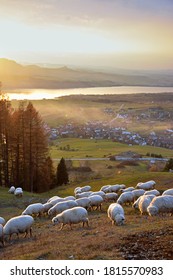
<box><xmin>52</xmin><ymin>217</ymin><xmax>59</xmax><ymax>225</ymax></box>
<box><xmin>115</xmin><ymin>214</ymin><xmax>125</xmax><ymax>226</ymax></box>
<box><xmin>147</xmin><ymin>205</ymin><xmax>158</xmax><ymax>216</ymax></box>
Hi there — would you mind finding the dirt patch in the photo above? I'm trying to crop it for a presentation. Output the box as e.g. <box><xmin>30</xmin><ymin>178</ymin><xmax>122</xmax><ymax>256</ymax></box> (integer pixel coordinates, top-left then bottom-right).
<box><xmin>119</xmin><ymin>226</ymin><xmax>173</xmax><ymax>260</ymax></box>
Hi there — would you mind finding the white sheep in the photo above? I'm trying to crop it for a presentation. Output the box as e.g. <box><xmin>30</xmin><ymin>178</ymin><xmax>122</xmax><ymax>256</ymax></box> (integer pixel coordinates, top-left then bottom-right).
<box><xmin>121</xmin><ymin>187</ymin><xmax>135</xmax><ymax>193</ymax></box>
<box><xmin>100</xmin><ymin>185</ymin><xmax>111</xmax><ymax>193</ymax></box>
<box><xmin>107</xmin><ymin>203</ymin><xmax>125</xmax><ymax>226</ymax></box>
<box><xmin>52</xmin><ymin>206</ymin><xmax>89</xmax><ymax>230</ymax></box>
<box><xmin>133</xmin><ymin>194</ymin><xmax>155</xmax><ymax>210</ymax></box>
<box><xmin>117</xmin><ymin>191</ymin><xmax>134</xmax><ymax>205</ymax></box>
<box><xmin>132</xmin><ymin>189</ymin><xmax>145</xmax><ymax>200</ymax></box>
<box><xmin>8</xmin><ymin>186</ymin><xmax>15</xmax><ymax>194</ymax></box>
<box><xmin>105</xmin><ymin>192</ymin><xmax>118</xmax><ymax>202</ymax></box>
<box><xmin>48</xmin><ymin>200</ymin><xmax>78</xmax><ymax>216</ymax></box>
<box><xmin>88</xmin><ymin>195</ymin><xmax>104</xmax><ymax>211</ymax></box>
<box><xmin>138</xmin><ymin>194</ymin><xmax>156</xmax><ymax>215</ymax></box>
<box><xmin>47</xmin><ymin>195</ymin><xmax>61</xmax><ymax>202</ymax></box>
<box><xmin>0</xmin><ymin>217</ymin><xmax>6</xmax><ymax>225</ymax></box>
<box><xmin>42</xmin><ymin>202</ymin><xmax>54</xmax><ymax>214</ymax></box>
<box><xmin>75</xmin><ymin>191</ymin><xmax>93</xmax><ymax>199</ymax></box>
<box><xmin>106</xmin><ymin>184</ymin><xmax>126</xmax><ymax>193</ymax></box>
<box><xmin>47</xmin><ymin>197</ymin><xmax>65</xmax><ymax>206</ymax></box>
<box><xmin>80</xmin><ymin>185</ymin><xmax>92</xmax><ymax>193</ymax></box>
<box><xmin>89</xmin><ymin>191</ymin><xmax>106</xmax><ymax>199</ymax></box>
<box><xmin>3</xmin><ymin>215</ymin><xmax>34</xmax><ymax>241</ymax></box>
<box><xmin>22</xmin><ymin>203</ymin><xmax>44</xmax><ymax>216</ymax></box>
<box><xmin>75</xmin><ymin>197</ymin><xmax>91</xmax><ymax>209</ymax></box>
<box><xmin>64</xmin><ymin>196</ymin><xmax>75</xmax><ymax>201</ymax></box>
<box><xmin>144</xmin><ymin>189</ymin><xmax>160</xmax><ymax>196</ymax></box>
<box><xmin>162</xmin><ymin>188</ymin><xmax>173</xmax><ymax>196</ymax></box>
<box><xmin>147</xmin><ymin>195</ymin><xmax>173</xmax><ymax>216</ymax></box>
<box><xmin>136</xmin><ymin>180</ymin><xmax>156</xmax><ymax>190</ymax></box>
<box><xmin>14</xmin><ymin>187</ymin><xmax>23</xmax><ymax>197</ymax></box>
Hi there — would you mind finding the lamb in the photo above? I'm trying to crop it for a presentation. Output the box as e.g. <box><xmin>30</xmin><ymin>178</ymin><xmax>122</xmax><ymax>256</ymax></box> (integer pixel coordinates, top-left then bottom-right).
<box><xmin>136</xmin><ymin>180</ymin><xmax>156</xmax><ymax>190</ymax></box>
<box><xmin>3</xmin><ymin>215</ymin><xmax>34</xmax><ymax>241</ymax></box>
<box><xmin>48</xmin><ymin>200</ymin><xmax>78</xmax><ymax>216</ymax></box>
<box><xmin>138</xmin><ymin>195</ymin><xmax>156</xmax><ymax>215</ymax></box>
<box><xmin>14</xmin><ymin>187</ymin><xmax>23</xmax><ymax>197</ymax></box>
<box><xmin>0</xmin><ymin>217</ymin><xmax>6</xmax><ymax>225</ymax></box>
<box><xmin>8</xmin><ymin>186</ymin><xmax>15</xmax><ymax>194</ymax></box>
<box><xmin>117</xmin><ymin>191</ymin><xmax>134</xmax><ymax>205</ymax></box>
<box><xmin>22</xmin><ymin>203</ymin><xmax>44</xmax><ymax>216</ymax></box>
<box><xmin>144</xmin><ymin>189</ymin><xmax>160</xmax><ymax>196</ymax></box>
<box><xmin>162</xmin><ymin>188</ymin><xmax>173</xmax><ymax>196</ymax></box>
<box><xmin>88</xmin><ymin>195</ymin><xmax>104</xmax><ymax>211</ymax></box>
<box><xmin>107</xmin><ymin>203</ymin><xmax>125</xmax><ymax>226</ymax></box>
<box><xmin>75</xmin><ymin>197</ymin><xmax>91</xmax><ymax>209</ymax></box>
<box><xmin>105</xmin><ymin>192</ymin><xmax>118</xmax><ymax>202</ymax></box>
<box><xmin>147</xmin><ymin>195</ymin><xmax>173</xmax><ymax>216</ymax></box>
<box><xmin>52</xmin><ymin>206</ymin><xmax>89</xmax><ymax>230</ymax></box>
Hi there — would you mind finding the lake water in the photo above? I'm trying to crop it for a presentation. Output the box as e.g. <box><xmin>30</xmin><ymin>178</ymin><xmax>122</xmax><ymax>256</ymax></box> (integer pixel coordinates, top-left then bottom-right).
<box><xmin>7</xmin><ymin>86</ymin><xmax>173</xmax><ymax>100</ymax></box>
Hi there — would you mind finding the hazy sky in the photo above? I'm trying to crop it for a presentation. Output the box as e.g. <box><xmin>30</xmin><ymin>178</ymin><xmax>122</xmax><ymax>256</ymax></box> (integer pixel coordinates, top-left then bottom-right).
<box><xmin>0</xmin><ymin>0</ymin><xmax>173</xmax><ymax>70</ymax></box>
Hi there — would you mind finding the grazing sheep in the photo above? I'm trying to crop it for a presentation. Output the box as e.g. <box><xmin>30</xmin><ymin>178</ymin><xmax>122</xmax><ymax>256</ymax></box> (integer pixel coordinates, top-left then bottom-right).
<box><xmin>22</xmin><ymin>203</ymin><xmax>44</xmax><ymax>216</ymax></box>
<box><xmin>80</xmin><ymin>185</ymin><xmax>92</xmax><ymax>193</ymax></box>
<box><xmin>147</xmin><ymin>195</ymin><xmax>173</xmax><ymax>216</ymax></box>
<box><xmin>89</xmin><ymin>191</ymin><xmax>106</xmax><ymax>199</ymax></box>
<box><xmin>138</xmin><ymin>195</ymin><xmax>156</xmax><ymax>215</ymax></box>
<box><xmin>0</xmin><ymin>217</ymin><xmax>6</xmax><ymax>226</ymax></box>
<box><xmin>107</xmin><ymin>184</ymin><xmax>126</xmax><ymax>193</ymax></box>
<box><xmin>3</xmin><ymin>215</ymin><xmax>34</xmax><ymax>241</ymax></box>
<box><xmin>47</xmin><ymin>196</ymin><xmax>61</xmax><ymax>203</ymax></box>
<box><xmin>105</xmin><ymin>192</ymin><xmax>118</xmax><ymax>202</ymax></box>
<box><xmin>136</xmin><ymin>180</ymin><xmax>156</xmax><ymax>190</ymax></box>
<box><xmin>48</xmin><ymin>200</ymin><xmax>78</xmax><ymax>216</ymax></box>
<box><xmin>42</xmin><ymin>202</ymin><xmax>54</xmax><ymax>214</ymax></box>
<box><xmin>75</xmin><ymin>197</ymin><xmax>91</xmax><ymax>209</ymax></box>
<box><xmin>107</xmin><ymin>203</ymin><xmax>125</xmax><ymax>226</ymax></box>
<box><xmin>144</xmin><ymin>189</ymin><xmax>160</xmax><ymax>196</ymax></box>
<box><xmin>132</xmin><ymin>189</ymin><xmax>145</xmax><ymax>200</ymax></box>
<box><xmin>8</xmin><ymin>186</ymin><xmax>15</xmax><ymax>194</ymax></box>
<box><xmin>100</xmin><ymin>185</ymin><xmax>111</xmax><ymax>193</ymax></box>
<box><xmin>88</xmin><ymin>195</ymin><xmax>104</xmax><ymax>211</ymax></box>
<box><xmin>133</xmin><ymin>194</ymin><xmax>155</xmax><ymax>210</ymax></box>
<box><xmin>47</xmin><ymin>197</ymin><xmax>65</xmax><ymax>206</ymax></box>
<box><xmin>14</xmin><ymin>187</ymin><xmax>23</xmax><ymax>197</ymax></box>
<box><xmin>117</xmin><ymin>191</ymin><xmax>134</xmax><ymax>205</ymax></box>
<box><xmin>64</xmin><ymin>196</ymin><xmax>75</xmax><ymax>201</ymax></box>
<box><xmin>52</xmin><ymin>206</ymin><xmax>89</xmax><ymax>230</ymax></box>
<box><xmin>121</xmin><ymin>187</ymin><xmax>135</xmax><ymax>193</ymax></box>
<box><xmin>162</xmin><ymin>188</ymin><xmax>173</xmax><ymax>196</ymax></box>
<box><xmin>75</xmin><ymin>191</ymin><xmax>93</xmax><ymax>199</ymax></box>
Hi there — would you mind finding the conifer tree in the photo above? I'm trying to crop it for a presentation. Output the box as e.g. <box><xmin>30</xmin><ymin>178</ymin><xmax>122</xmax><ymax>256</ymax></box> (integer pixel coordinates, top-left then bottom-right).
<box><xmin>56</xmin><ymin>157</ymin><xmax>69</xmax><ymax>186</ymax></box>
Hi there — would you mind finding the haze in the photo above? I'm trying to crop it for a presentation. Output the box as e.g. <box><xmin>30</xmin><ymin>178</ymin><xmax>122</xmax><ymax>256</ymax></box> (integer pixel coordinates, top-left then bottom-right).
<box><xmin>0</xmin><ymin>0</ymin><xmax>173</xmax><ymax>71</ymax></box>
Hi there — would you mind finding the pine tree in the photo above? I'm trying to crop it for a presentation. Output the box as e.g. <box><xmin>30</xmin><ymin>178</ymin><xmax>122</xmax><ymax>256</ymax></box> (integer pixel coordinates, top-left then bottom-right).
<box><xmin>56</xmin><ymin>157</ymin><xmax>69</xmax><ymax>186</ymax></box>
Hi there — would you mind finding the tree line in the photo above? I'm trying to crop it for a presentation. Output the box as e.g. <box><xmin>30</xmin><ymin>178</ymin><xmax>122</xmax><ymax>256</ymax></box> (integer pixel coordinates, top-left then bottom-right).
<box><xmin>0</xmin><ymin>91</ymin><xmax>68</xmax><ymax>193</ymax></box>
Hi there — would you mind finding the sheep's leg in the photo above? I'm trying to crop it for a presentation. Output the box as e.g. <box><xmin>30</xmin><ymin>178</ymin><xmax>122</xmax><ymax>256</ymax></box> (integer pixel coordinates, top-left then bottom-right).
<box><xmin>69</xmin><ymin>223</ymin><xmax>73</xmax><ymax>230</ymax></box>
<box><xmin>59</xmin><ymin>223</ymin><xmax>64</xmax><ymax>231</ymax></box>
<box><xmin>30</xmin><ymin>227</ymin><xmax>33</xmax><ymax>237</ymax></box>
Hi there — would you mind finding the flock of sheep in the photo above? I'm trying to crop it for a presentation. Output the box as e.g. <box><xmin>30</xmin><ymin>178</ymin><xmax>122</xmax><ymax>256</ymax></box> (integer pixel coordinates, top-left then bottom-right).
<box><xmin>1</xmin><ymin>180</ymin><xmax>173</xmax><ymax>248</ymax></box>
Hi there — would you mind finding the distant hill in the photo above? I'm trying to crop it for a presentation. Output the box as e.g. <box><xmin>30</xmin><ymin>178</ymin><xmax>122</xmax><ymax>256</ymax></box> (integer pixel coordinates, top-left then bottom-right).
<box><xmin>0</xmin><ymin>58</ymin><xmax>173</xmax><ymax>90</ymax></box>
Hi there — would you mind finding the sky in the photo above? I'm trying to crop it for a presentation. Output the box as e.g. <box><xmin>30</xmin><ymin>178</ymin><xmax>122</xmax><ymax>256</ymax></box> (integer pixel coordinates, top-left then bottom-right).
<box><xmin>0</xmin><ymin>0</ymin><xmax>173</xmax><ymax>70</ymax></box>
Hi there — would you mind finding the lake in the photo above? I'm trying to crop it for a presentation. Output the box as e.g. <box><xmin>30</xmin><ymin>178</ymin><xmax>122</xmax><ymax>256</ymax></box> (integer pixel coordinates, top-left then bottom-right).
<box><xmin>7</xmin><ymin>86</ymin><xmax>173</xmax><ymax>100</ymax></box>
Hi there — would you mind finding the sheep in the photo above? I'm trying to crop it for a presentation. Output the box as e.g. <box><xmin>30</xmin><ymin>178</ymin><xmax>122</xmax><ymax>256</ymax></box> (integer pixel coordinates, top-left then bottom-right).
<box><xmin>42</xmin><ymin>202</ymin><xmax>54</xmax><ymax>214</ymax></box>
<box><xmin>117</xmin><ymin>191</ymin><xmax>134</xmax><ymax>205</ymax></box>
<box><xmin>89</xmin><ymin>191</ymin><xmax>106</xmax><ymax>199</ymax></box>
<box><xmin>138</xmin><ymin>195</ymin><xmax>156</xmax><ymax>215</ymax></box>
<box><xmin>52</xmin><ymin>206</ymin><xmax>89</xmax><ymax>230</ymax></box>
<box><xmin>8</xmin><ymin>186</ymin><xmax>15</xmax><ymax>194</ymax></box>
<box><xmin>132</xmin><ymin>189</ymin><xmax>145</xmax><ymax>200</ymax></box>
<box><xmin>75</xmin><ymin>197</ymin><xmax>91</xmax><ymax>209</ymax></box>
<box><xmin>107</xmin><ymin>203</ymin><xmax>125</xmax><ymax>226</ymax></box>
<box><xmin>3</xmin><ymin>215</ymin><xmax>34</xmax><ymax>241</ymax></box>
<box><xmin>75</xmin><ymin>191</ymin><xmax>93</xmax><ymax>199</ymax></box>
<box><xmin>22</xmin><ymin>203</ymin><xmax>44</xmax><ymax>216</ymax></box>
<box><xmin>80</xmin><ymin>185</ymin><xmax>92</xmax><ymax>193</ymax></box>
<box><xmin>162</xmin><ymin>188</ymin><xmax>173</xmax><ymax>196</ymax></box>
<box><xmin>88</xmin><ymin>195</ymin><xmax>104</xmax><ymax>211</ymax></box>
<box><xmin>47</xmin><ymin>195</ymin><xmax>61</xmax><ymax>203</ymax></box>
<box><xmin>0</xmin><ymin>217</ymin><xmax>6</xmax><ymax>226</ymax></box>
<box><xmin>120</xmin><ymin>187</ymin><xmax>135</xmax><ymax>193</ymax></box>
<box><xmin>105</xmin><ymin>192</ymin><xmax>118</xmax><ymax>202</ymax></box>
<box><xmin>47</xmin><ymin>197</ymin><xmax>65</xmax><ymax>206</ymax></box>
<box><xmin>100</xmin><ymin>185</ymin><xmax>111</xmax><ymax>193</ymax></box>
<box><xmin>144</xmin><ymin>189</ymin><xmax>160</xmax><ymax>196</ymax></box>
<box><xmin>133</xmin><ymin>194</ymin><xmax>155</xmax><ymax>210</ymax></box>
<box><xmin>147</xmin><ymin>195</ymin><xmax>173</xmax><ymax>216</ymax></box>
<box><xmin>136</xmin><ymin>180</ymin><xmax>156</xmax><ymax>190</ymax></box>
<box><xmin>106</xmin><ymin>184</ymin><xmax>126</xmax><ymax>193</ymax></box>
<box><xmin>48</xmin><ymin>200</ymin><xmax>78</xmax><ymax>216</ymax></box>
<box><xmin>64</xmin><ymin>196</ymin><xmax>75</xmax><ymax>201</ymax></box>
<box><xmin>14</xmin><ymin>187</ymin><xmax>23</xmax><ymax>197</ymax></box>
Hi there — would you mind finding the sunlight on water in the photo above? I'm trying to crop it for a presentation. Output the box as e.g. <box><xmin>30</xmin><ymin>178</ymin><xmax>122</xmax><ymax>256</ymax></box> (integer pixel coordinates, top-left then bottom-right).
<box><xmin>7</xmin><ymin>86</ymin><xmax>173</xmax><ymax>100</ymax></box>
